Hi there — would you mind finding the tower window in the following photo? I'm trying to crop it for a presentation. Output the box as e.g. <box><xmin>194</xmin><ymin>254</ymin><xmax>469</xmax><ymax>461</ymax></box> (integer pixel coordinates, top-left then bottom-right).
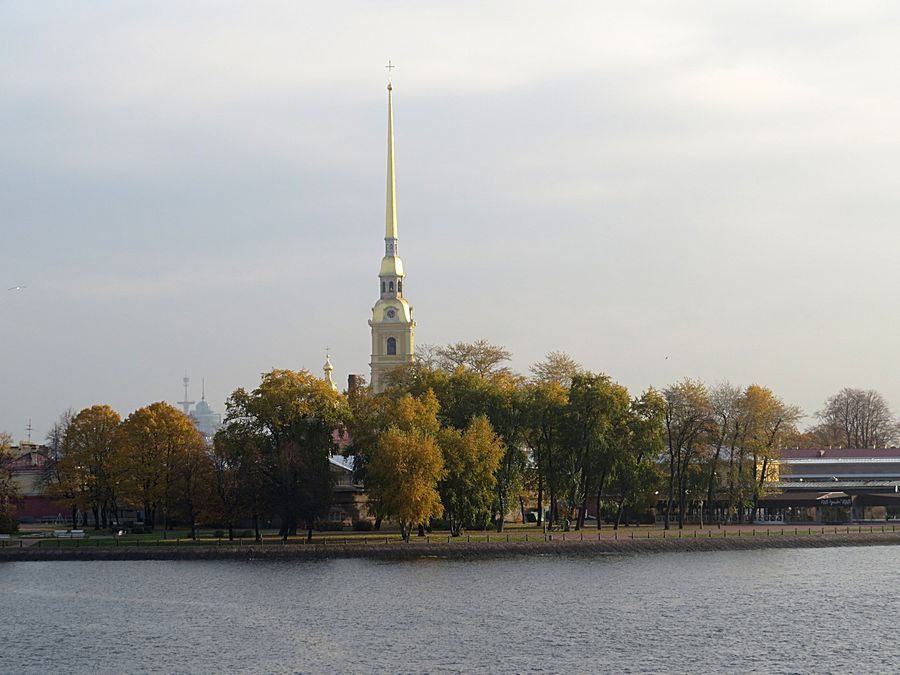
<box><xmin>389</xmin><ymin>281</ymin><xmax>394</xmax><ymax>292</ymax></box>
<box><xmin>381</xmin><ymin>281</ymin><xmax>385</xmax><ymax>293</ymax></box>
<box><xmin>387</xmin><ymin>337</ymin><xmax>397</xmax><ymax>355</ymax></box>
<box><xmin>398</xmin><ymin>280</ymin><xmax>402</xmax><ymax>294</ymax></box>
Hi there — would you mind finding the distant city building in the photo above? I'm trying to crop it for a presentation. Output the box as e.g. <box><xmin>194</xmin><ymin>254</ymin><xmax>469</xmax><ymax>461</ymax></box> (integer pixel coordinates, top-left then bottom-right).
<box><xmin>176</xmin><ymin>376</ymin><xmax>222</xmax><ymax>440</ymax></box>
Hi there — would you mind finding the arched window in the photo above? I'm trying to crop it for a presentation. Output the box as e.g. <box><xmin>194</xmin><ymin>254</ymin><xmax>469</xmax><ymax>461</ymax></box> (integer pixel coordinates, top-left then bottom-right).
<box><xmin>381</xmin><ymin>281</ymin><xmax>385</xmax><ymax>293</ymax></box>
<box><xmin>389</xmin><ymin>281</ymin><xmax>394</xmax><ymax>292</ymax></box>
<box><xmin>398</xmin><ymin>280</ymin><xmax>403</xmax><ymax>294</ymax></box>
<box><xmin>387</xmin><ymin>337</ymin><xmax>397</xmax><ymax>355</ymax></box>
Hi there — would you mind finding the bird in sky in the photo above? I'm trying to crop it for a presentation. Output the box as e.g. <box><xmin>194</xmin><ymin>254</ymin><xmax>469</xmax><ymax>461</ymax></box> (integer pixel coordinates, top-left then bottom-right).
<box><xmin>7</xmin><ymin>285</ymin><xmax>26</xmax><ymax>291</ymax></box>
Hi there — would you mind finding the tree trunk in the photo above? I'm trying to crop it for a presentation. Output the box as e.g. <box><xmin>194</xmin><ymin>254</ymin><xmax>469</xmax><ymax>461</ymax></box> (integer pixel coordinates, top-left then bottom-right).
<box><xmin>705</xmin><ymin>444</ymin><xmax>723</xmax><ymax>529</ymax></box>
<box><xmin>536</xmin><ymin>472</ymin><xmax>544</xmax><ymax>526</ymax></box>
<box><xmin>227</xmin><ymin>523</ymin><xmax>234</xmax><ymax>541</ymax></box>
<box><xmin>576</xmin><ymin>492</ymin><xmax>588</xmax><ymax>530</ymax></box>
<box><xmin>519</xmin><ymin>496</ymin><xmax>527</xmax><ymax>525</ymax></box>
<box><xmin>71</xmin><ymin>506</ymin><xmax>77</xmax><ymax>530</ymax></box>
<box><xmin>253</xmin><ymin>513</ymin><xmax>261</xmax><ymax>543</ymax></box>
<box><xmin>614</xmin><ymin>495</ymin><xmax>627</xmax><ymax>530</ymax></box>
<box><xmin>374</xmin><ymin>516</ymin><xmax>383</xmax><ymax>531</ymax></box>
<box><xmin>596</xmin><ymin>490</ymin><xmax>602</xmax><ymax>530</ymax></box>
<box><xmin>664</xmin><ymin>450</ymin><xmax>676</xmax><ymax>530</ymax></box>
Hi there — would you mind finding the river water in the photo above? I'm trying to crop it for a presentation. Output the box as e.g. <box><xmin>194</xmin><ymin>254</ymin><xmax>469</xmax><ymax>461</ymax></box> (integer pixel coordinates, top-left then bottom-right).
<box><xmin>2</xmin><ymin>546</ymin><xmax>899</xmax><ymax>673</ymax></box>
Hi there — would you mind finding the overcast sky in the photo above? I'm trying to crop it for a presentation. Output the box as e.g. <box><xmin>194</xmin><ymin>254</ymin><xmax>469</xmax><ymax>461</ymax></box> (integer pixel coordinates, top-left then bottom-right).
<box><xmin>3</xmin><ymin>1</ymin><xmax>900</xmax><ymax>441</ymax></box>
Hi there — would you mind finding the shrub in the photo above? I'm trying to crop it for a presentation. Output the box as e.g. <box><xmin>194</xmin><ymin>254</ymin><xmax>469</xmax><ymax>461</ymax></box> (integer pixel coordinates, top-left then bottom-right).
<box><xmin>0</xmin><ymin>512</ymin><xmax>19</xmax><ymax>535</ymax></box>
<box><xmin>213</xmin><ymin>530</ymin><xmax>225</xmax><ymax>538</ymax></box>
<box><xmin>314</xmin><ymin>521</ymin><xmax>346</xmax><ymax>531</ymax></box>
<box><xmin>352</xmin><ymin>520</ymin><xmax>374</xmax><ymax>531</ymax></box>
<box><xmin>238</xmin><ymin>530</ymin><xmax>253</xmax><ymax>538</ymax></box>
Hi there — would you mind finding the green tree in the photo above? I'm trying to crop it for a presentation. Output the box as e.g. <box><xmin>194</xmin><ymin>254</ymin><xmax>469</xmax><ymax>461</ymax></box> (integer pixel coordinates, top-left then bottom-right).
<box><xmin>209</xmin><ymin>421</ymin><xmax>266</xmax><ymax>540</ymax></box>
<box><xmin>522</xmin><ymin>380</ymin><xmax>569</xmax><ymax>526</ymax></box>
<box><xmin>224</xmin><ymin>369</ymin><xmax>349</xmax><ymax>541</ymax></box>
<box><xmin>610</xmin><ymin>388</ymin><xmax>666</xmax><ymax>529</ymax></box>
<box><xmin>439</xmin><ymin>415</ymin><xmax>505</xmax><ymax>536</ymax></box>
<box><xmin>563</xmin><ymin>373</ymin><xmax>631</xmax><ymax>530</ymax></box>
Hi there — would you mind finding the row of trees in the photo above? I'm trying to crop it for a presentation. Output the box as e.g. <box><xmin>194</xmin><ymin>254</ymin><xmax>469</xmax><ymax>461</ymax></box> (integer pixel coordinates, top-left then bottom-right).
<box><xmin>8</xmin><ymin>341</ymin><xmax>899</xmax><ymax>538</ymax></box>
<box><xmin>43</xmin><ymin>403</ymin><xmax>209</xmax><ymax>533</ymax></box>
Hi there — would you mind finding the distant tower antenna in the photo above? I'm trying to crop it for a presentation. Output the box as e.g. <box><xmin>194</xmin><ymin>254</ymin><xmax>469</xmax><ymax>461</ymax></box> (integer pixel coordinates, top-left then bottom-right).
<box><xmin>178</xmin><ymin>373</ymin><xmax>195</xmax><ymax>415</ymax></box>
<box><xmin>201</xmin><ymin>378</ymin><xmax>206</xmax><ymax>401</ymax></box>
<box><xmin>25</xmin><ymin>418</ymin><xmax>33</xmax><ymax>443</ymax></box>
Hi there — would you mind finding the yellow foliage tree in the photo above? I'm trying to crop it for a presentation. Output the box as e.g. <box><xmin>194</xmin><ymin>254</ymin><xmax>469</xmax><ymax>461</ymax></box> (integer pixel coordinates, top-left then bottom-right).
<box><xmin>367</xmin><ymin>392</ymin><xmax>445</xmax><ymax>541</ymax></box>
<box><xmin>369</xmin><ymin>427</ymin><xmax>444</xmax><ymax>541</ymax></box>
<box><xmin>119</xmin><ymin>402</ymin><xmax>205</xmax><ymax>531</ymax></box>
<box><xmin>50</xmin><ymin>405</ymin><xmax>123</xmax><ymax>529</ymax></box>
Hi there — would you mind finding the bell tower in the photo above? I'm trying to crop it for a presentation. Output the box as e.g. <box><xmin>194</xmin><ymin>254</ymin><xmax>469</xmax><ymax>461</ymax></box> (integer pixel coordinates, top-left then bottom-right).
<box><xmin>369</xmin><ymin>76</ymin><xmax>415</xmax><ymax>392</ymax></box>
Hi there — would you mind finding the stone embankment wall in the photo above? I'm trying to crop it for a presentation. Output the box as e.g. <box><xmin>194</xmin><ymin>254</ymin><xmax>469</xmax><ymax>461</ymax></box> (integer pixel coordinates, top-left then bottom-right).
<box><xmin>3</xmin><ymin>531</ymin><xmax>900</xmax><ymax>562</ymax></box>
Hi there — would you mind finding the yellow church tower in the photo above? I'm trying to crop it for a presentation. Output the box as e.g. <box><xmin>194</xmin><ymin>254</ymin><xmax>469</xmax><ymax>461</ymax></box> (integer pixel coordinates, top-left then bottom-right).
<box><xmin>369</xmin><ymin>79</ymin><xmax>415</xmax><ymax>392</ymax></box>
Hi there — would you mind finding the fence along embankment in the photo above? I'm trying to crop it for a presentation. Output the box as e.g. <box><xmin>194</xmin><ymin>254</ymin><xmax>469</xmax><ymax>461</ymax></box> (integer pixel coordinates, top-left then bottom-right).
<box><xmin>4</xmin><ymin>529</ymin><xmax>900</xmax><ymax>561</ymax></box>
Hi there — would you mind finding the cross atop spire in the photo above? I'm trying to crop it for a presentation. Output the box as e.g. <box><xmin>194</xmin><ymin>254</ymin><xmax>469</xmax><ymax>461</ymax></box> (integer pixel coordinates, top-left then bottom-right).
<box><xmin>385</xmin><ymin>59</ymin><xmax>396</xmax><ymax>86</ymax></box>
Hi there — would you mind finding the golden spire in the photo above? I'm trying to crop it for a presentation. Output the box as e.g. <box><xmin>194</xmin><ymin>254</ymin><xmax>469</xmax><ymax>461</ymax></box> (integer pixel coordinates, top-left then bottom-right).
<box><xmin>385</xmin><ymin>63</ymin><xmax>398</xmax><ymax>242</ymax></box>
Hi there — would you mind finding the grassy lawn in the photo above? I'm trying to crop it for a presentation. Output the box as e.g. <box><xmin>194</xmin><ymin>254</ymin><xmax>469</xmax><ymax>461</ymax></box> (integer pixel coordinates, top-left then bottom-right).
<box><xmin>9</xmin><ymin>521</ymin><xmax>900</xmax><ymax>550</ymax></box>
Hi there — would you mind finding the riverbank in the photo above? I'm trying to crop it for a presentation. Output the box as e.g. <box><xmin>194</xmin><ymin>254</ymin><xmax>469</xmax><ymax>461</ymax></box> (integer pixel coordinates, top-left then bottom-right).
<box><xmin>4</xmin><ymin>529</ymin><xmax>900</xmax><ymax>561</ymax></box>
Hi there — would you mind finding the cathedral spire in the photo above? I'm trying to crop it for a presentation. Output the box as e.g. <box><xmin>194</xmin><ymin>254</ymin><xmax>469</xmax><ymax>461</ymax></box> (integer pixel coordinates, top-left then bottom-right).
<box><xmin>369</xmin><ymin>65</ymin><xmax>415</xmax><ymax>394</ymax></box>
<box><xmin>385</xmin><ymin>78</ymin><xmax>398</xmax><ymax>243</ymax></box>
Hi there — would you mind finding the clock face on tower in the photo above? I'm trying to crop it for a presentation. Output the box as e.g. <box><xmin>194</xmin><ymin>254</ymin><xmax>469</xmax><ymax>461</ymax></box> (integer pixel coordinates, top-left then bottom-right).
<box><xmin>385</xmin><ymin>308</ymin><xmax>396</xmax><ymax>320</ymax></box>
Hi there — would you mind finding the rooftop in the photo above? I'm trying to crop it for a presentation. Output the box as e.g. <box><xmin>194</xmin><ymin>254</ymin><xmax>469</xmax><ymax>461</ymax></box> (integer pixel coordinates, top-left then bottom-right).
<box><xmin>779</xmin><ymin>447</ymin><xmax>900</xmax><ymax>460</ymax></box>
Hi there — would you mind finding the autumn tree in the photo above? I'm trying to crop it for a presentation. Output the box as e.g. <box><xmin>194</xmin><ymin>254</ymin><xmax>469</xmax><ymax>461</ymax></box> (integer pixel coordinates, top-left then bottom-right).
<box><xmin>223</xmin><ymin>369</ymin><xmax>349</xmax><ymax>541</ymax></box>
<box><xmin>0</xmin><ymin>433</ymin><xmax>18</xmax><ymax>534</ymax></box>
<box><xmin>742</xmin><ymin>385</ymin><xmax>801</xmax><ymax>521</ymax></box>
<box><xmin>529</xmin><ymin>351</ymin><xmax>581</xmax><ymax>389</ymax></box>
<box><xmin>814</xmin><ymin>388</ymin><xmax>898</xmax><ymax>449</ymax></box>
<box><xmin>367</xmin><ymin>392</ymin><xmax>445</xmax><ymax>541</ymax></box>
<box><xmin>119</xmin><ymin>402</ymin><xmax>204</xmax><ymax>531</ymax></box>
<box><xmin>435</xmin><ymin>340</ymin><xmax>512</xmax><ymax>377</ymax></box>
<box><xmin>178</xmin><ymin>439</ymin><xmax>214</xmax><ymax>540</ymax></box>
<box><xmin>704</xmin><ymin>382</ymin><xmax>742</xmax><ymax>526</ymax></box>
<box><xmin>52</xmin><ymin>405</ymin><xmax>124</xmax><ymax>529</ymax></box>
<box><xmin>387</xmin><ymin>360</ymin><xmax>529</xmax><ymax>532</ymax></box>
<box><xmin>663</xmin><ymin>379</ymin><xmax>714</xmax><ymax>529</ymax></box>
